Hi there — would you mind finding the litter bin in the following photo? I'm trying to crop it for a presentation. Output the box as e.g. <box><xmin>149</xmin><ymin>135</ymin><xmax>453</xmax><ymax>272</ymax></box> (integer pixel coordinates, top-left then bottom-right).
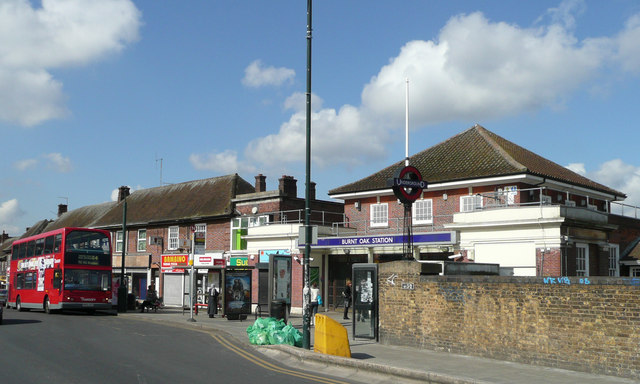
<box><xmin>270</xmin><ymin>300</ymin><xmax>286</xmax><ymax>321</ymax></box>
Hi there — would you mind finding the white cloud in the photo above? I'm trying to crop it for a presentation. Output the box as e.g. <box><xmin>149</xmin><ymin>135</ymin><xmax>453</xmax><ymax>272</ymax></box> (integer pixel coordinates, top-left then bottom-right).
<box><xmin>242</xmin><ymin>60</ymin><xmax>295</xmax><ymax>88</ymax></box>
<box><xmin>565</xmin><ymin>163</ymin><xmax>586</xmax><ymax>175</ymax></box>
<box><xmin>589</xmin><ymin>159</ymin><xmax>640</xmax><ymax>206</ymax></box>
<box><xmin>0</xmin><ymin>0</ymin><xmax>141</xmax><ymax>127</ymax></box>
<box><xmin>189</xmin><ymin>150</ymin><xmax>256</xmax><ymax>174</ymax></box>
<box><xmin>14</xmin><ymin>158</ymin><xmax>38</xmax><ymax>171</ymax></box>
<box><xmin>567</xmin><ymin>159</ymin><xmax>640</xmax><ymax>214</ymax></box>
<box><xmin>199</xmin><ymin>4</ymin><xmax>640</xmax><ymax>179</ymax></box>
<box><xmin>361</xmin><ymin>11</ymin><xmax>610</xmax><ymax>127</ymax></box>
<box><xmin>541</xmin><ymin>0</ymin><xmax>586</xmax><ymax>30</ymax></box>
<box><xmin>43</xmin><ymin>153</ymin><xmax>72</xmax><ymax>173</ymax></box>
<box><xmin>240</xmin><ymin>6</ymin><xmax>614</xmax><ymax>170</ymax></box>
<box><xmin>13</xmin><ymin>153</ymin><xmax>72</xmax><ymax>173</ymax></box>
<box><xmin>615</xmin><ymin>14</ymin><xmax>640</xmax><ymax>74</ymax></box>
<box><xmin>283</xmin><ymin>92</ymin><xmax>324</xmax><ymax>112</ymax></box>
<box><xmin>0</xmin><ymin>199</ymin><xmax>25</xmax><ymax>235</ymax></box>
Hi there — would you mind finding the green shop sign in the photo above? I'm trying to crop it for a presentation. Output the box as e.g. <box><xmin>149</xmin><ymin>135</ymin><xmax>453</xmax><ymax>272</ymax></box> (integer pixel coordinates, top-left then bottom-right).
<box><xmin>230</xmin><ymin>256</ymin><xmax>249</xmax><ymax>267</ymax></box>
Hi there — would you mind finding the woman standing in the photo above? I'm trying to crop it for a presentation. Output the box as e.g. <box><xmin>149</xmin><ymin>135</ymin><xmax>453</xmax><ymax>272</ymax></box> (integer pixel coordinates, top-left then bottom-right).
<box><xmin>309</xmin><ymin>282</ymin><xmax>320</xmax><ymax>325</ymax></box>
<box><xmin>343</xmin><ymin>280</ymin><xmax>352</xmax><ymax>320</ymax></box>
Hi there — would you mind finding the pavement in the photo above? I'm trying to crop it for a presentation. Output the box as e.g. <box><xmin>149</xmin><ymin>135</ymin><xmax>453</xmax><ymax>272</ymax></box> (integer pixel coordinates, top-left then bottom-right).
<box><xmin>120</xmin><ymin>307</ymin><xmax>639</xmax><ymax>384</ymax></box>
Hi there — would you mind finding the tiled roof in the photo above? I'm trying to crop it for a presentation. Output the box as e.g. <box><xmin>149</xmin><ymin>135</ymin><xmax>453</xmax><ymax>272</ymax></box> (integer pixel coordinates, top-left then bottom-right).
<box><xmin>1</xmin><ymin>219</ymin><xmax>52</xmax><ymax>254</ymax></box>
<box><xmin>329</xmin><ymin>125</ymin><xmax>625</xmax><ymax>198</ymax></box>
<box><xmin>45</xmin><ymin>201</ymin><xmax>117</xmax><ymax>231</ymax></box>
<box><xmin>92</xmin><ymin>174</ymin><xmax>255</xmax><ymax>228</ymax></box>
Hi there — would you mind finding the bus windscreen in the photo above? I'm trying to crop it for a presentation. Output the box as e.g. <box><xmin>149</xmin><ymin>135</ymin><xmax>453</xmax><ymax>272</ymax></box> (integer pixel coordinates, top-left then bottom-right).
<box><xmin>64</xmin><ymin>269</ymin><xmax>111</xmax><ymax>291</ymax></box>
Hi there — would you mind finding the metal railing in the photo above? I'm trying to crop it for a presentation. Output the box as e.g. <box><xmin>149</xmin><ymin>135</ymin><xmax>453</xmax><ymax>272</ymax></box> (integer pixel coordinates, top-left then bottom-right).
<box><xmin>611</xmin><ymin>202</ymin><xmax>640</xmax><ymax>219</ymax></box>
<box><xmin>249</xmin><ymin>209</ymin><xmax>346</xmax><ymax>227</ymax></box>
<box><xmin>330</xmin><ymin>214</ymin><xmax>453</xmax><ymax>236</ymax></box>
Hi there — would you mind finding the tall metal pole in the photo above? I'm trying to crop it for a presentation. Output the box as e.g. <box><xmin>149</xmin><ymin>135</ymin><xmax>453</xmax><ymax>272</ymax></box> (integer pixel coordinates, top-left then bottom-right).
<box><xmin>405</xmin><ymin>78</ymin><xmax>409</xmax><ymax>166</ymax></box>
<box><xmin>188</xmin><ymin>232</ymin><xmax>196</xmax><ymax>322</ymax></box>
<box><xmin>302</xmin><ymin>0</ymin><xmax>313</xmax><ymax>350</ymax></box>
<box><xmin>117</xmin><ymin>200</ymin><xmax>128</xmax><ymax>312</ymax></box>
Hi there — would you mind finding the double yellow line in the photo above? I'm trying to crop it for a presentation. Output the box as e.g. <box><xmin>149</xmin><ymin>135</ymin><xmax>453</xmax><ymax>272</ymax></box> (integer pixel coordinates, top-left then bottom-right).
<box><xmin>210</xmin><ymin>332</ymin><xmax>350</xmax><ymax>384</ymax></box>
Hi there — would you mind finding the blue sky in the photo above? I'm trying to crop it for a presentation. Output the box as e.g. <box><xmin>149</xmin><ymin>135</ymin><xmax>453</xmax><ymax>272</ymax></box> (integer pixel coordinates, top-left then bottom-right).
<box><xmin>2</xmin><ymin>0</ymin><xmax>640</xmax><ymax>235</ymax></box>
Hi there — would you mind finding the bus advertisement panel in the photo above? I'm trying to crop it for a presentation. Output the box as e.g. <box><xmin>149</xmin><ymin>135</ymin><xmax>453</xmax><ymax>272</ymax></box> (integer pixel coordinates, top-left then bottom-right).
<box><xmin>7</xmin><ymin>227</ymin><xmax>112</xmax><ymax>313</ymax></box>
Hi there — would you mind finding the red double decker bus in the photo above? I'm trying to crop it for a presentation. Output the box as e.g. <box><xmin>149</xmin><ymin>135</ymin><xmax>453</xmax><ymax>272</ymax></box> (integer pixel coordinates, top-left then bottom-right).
<box><xmin>7</xmin><ymin>227</ymin><xmax>112</xmax><ymax>313</ymax></box>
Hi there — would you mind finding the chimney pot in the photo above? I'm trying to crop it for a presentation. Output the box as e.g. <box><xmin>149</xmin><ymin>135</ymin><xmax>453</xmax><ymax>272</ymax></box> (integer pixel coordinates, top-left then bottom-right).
<box><xmin>57</xmin><ymin>204</ymin><xmax>68</xmax><ymax>217</ymax></box>
<box><xmin>255</xmin><ymin>174</ymin><xmax>267</xmax><ymax>193</ymax></box>
<box><xmin>118</xmin><ymin>186</ymin><xmax>131</xmax><ymax>201</ymax></box>
<box><xmin>278</xmin><ymin>175</ymin><xmax>297</xmax><ymax>197</ymax></box>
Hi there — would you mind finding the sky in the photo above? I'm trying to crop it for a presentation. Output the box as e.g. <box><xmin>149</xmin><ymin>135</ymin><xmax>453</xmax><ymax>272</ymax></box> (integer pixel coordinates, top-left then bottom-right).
<box><xmin>2</xmin><ymin>0</ymin><xmax>640</xmax><ymax>235</ymax></box>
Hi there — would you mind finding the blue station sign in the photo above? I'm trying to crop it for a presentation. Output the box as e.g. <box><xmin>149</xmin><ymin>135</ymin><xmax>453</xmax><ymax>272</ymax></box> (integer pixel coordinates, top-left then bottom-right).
<box><xmin>309</xmin><ymin>232</ymin><xmax>455</xmax><ymax>248</ymax></box>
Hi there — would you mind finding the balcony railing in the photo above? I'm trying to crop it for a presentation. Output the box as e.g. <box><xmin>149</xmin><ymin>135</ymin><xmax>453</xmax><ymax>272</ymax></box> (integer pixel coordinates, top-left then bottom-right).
<box><xmin>611</xmin><ymin>202</ymin><xmax>640</xmax><ymax>219</ymax></box>
<box><xmin>249</xmin><ymin>209</ymin><xmax>346</xmax><ymax>227</ymax></box>
<box><xmin>331</xmin><ymin>214</ymin><xmax>453</xmax><ymax>236</ymax></box>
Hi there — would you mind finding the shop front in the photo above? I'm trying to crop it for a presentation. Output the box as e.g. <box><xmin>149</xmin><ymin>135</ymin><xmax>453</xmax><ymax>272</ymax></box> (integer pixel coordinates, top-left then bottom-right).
<box><xmin>161</xmin><ymin>253</ymin><xmax>225</xmax><ymax>308</ymax></box>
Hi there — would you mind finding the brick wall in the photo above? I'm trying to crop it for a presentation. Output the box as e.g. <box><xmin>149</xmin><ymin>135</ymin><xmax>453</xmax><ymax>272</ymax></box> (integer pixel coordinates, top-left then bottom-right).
<box><xmin>378</xmin><ymin>261</ymin><xmax>640</xmax><ymax>379</ymax></box>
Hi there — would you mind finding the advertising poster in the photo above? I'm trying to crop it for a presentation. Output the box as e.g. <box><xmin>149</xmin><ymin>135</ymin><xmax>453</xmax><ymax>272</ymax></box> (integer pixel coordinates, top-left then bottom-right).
<box><xmin>273</xmin><ymin>255</ymin><xmax>291</xmax><ymax>304</ymax></box>
<box><xmin>224</xmin><ymin>269</ymin><xmax>252</xmax><ymax>316</ymax></box>
<box><xmin>353</xmin><ymin>264</ymin><xmax>378</xmax><ymax>340</ymax></box>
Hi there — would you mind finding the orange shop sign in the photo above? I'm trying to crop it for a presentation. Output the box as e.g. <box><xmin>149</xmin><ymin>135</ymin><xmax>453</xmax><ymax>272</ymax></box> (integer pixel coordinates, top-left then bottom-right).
<box><xmin>162</xmin><ymin>254</ymin><xmax>189</xmax><ymax>268</ymax></box>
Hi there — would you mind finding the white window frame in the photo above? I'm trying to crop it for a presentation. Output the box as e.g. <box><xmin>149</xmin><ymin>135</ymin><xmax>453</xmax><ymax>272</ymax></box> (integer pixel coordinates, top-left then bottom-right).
<box><xmin>370</xmin><ymin>203</ymin><xmax>388</xmax><ymax>228</ymax></box>
<box><xmin>168</xmin><ymin>226</ymin><xmax>179</xmax><ymax>250</ymax></box>
<box><xmin>137</xmin><ymin>229</ymin><xmax>147</xmax><ymax>252</ymax></box>
<box><xmin>249</xmin><ymin>215</ymin><xmax>269</xmax><ymax>227</ymax></box>
<box><xmin>576</xmin><ymin>243</ymin><xmax>589</xmax><ymax>276</ymax></box>
<box><xmin>460</xmin><ymin>195</ymin><xmax>483</xmax><ymax>212</ymax></box>
<box><xmin>631</xmin><ymin>266</ymin><xmax>640</xmax><ymax>277</ymax></box>
<box><xmin>231</xmin><ymin>218</ymin><xmax>248</xmax><ymax>251</ymax></box>
<box><xmin>115</xmin><ymin>231</ymin><xmax>125</xmax><ymax>253</ymax></box>
<box><xmin>608</xmin><ymin>244</ymin><xmax>619</xmax><ymax>277</ymax></box>
<box><xmin>413</xmin><ymin>199</ymin><xmax>433</xmax><ymax>225</ymax></box>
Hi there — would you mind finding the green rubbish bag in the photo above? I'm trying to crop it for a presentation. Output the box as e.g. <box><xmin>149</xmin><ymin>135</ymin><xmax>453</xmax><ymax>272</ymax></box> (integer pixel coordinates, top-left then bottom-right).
<box><xmin>247</xmin><ymin>317</ymin><xmax>302</xmax><ymax>347</ymax></box>
<box><xmin>249</xmin><ymin>330</ymin><xmax>270</xmax><ymax>346</ymax></box>
<box><xmin>282</xmin><ymin>324</ymin><xmax>303</xmax><ymax>347</ymax></box>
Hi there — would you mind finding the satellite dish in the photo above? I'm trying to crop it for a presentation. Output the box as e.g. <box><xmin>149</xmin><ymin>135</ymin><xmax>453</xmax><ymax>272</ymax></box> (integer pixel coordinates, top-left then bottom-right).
<box><xmin>251</xmin><ymin>206</ymin><xmax>258</xmax><ymax>214</ymax></box>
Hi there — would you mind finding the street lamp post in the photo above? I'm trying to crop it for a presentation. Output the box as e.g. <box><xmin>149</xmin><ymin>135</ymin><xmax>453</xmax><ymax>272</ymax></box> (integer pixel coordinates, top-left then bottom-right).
<box><xmin>117</xmin><ymin>200</ymin><xmax>128</xmax><ymax>312</ymax></box>
<box><xmin>302</xmin><ymin>0</ymin><xmax>313</xmax><ymax>350</ymax></box>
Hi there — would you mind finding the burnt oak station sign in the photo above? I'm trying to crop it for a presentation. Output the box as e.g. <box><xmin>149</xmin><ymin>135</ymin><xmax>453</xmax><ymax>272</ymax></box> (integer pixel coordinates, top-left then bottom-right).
<box><xmin>388</xmin><ymin>165</ymin><xmax>427</xmax><ymax>204</ymax></box>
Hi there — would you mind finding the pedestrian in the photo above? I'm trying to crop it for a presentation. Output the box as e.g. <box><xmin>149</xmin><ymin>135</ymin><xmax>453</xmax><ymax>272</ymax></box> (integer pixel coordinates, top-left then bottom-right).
<box><xmin>140</xmin><ymin>284</ymin><xmax>158</xmax><ymax>313</ymax></box>
<box><xmin>309</xmin><ymin>282</ymin><xmax>320</xmax><ymax>325</ymax></box>
<box><xmin>207</xmin><ymin>285</ymin><xmax>219</xmax><ymax>318</ymax></box>
<box><xmin>343</xmin><ymin>280</ymin><xmax>352</xmax><ymax>320</ymax></box>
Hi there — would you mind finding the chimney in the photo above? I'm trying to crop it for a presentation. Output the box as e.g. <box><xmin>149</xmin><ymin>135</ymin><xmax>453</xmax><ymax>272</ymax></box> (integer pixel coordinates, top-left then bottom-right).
<box><xmin>255</xmin><ymin>174</ymin><xmax>267</xmax><ymax>193</ymax></box>
<box><xmin>0</xmin><ymin>231</ymin><xmax>8</xmax><ymax>244</ymax></box>
<box><xmin>118</xmin><ymin>186</ymin><xmax>130</xmax><ymax>201</ymax></box>
<box><xmin>309</xmin><ymin>181</ymin><xmax>316</xmax><ymax>201</ymax></box>
<box><xmin>278</xmin><ymin>175</ymin><xmax>297</xmax><ymax>197</ymax></box>
<box><xmin>57</xmin><ymin>204</ymin><xmax>68</xmax><ymax>217</ymax></box>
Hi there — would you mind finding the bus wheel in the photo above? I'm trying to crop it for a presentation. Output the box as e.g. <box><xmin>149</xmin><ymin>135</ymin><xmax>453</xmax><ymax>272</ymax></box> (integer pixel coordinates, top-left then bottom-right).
<box><xmin>16</xmin><ymin>297</ymin><xmax>23</xmax><ymax>311</ymax></box>
<box><xmin>44</xmin><ymin>297</ymin><xmax>52</xmax><ymax>314</ymax></box>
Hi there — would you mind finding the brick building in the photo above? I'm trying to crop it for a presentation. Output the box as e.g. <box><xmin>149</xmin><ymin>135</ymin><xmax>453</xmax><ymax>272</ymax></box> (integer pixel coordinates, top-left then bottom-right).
<box><xmin>322</xmin><ymin>125</ymin><xmax>638</xmax><ymax>285</ymax></box>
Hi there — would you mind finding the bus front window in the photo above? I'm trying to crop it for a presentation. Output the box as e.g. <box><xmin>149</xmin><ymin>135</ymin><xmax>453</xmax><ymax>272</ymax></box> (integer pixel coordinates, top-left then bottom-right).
<box><xmin>64</xmin><ymin>270</ymin><xmax>111</xmax><ymax>291</ymax></box>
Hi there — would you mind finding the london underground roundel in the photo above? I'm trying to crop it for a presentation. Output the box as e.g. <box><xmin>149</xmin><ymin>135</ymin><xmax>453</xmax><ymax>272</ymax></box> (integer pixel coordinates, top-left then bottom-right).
<box><xmin>389</xmin><ymin>165</ymin><xmax>427</xmax><ymax>204</ymax></box>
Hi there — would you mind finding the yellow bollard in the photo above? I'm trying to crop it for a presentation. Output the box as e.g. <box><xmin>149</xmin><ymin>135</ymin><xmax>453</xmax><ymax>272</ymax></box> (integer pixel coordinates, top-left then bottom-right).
<box><xmin>313</xmin><ymin>314</ymin><xmax>351</xmax><ymax>357</ymax></box>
